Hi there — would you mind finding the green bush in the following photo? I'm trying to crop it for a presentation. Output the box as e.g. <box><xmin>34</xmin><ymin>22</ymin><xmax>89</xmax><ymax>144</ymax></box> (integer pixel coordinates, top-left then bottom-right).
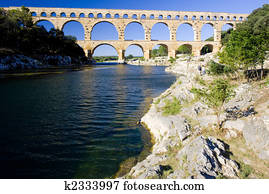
<box><xmin>208</xmin><ymin>60</ymin><xmax>225</xmax><ymax>75</ymax></box>
<box><xmin>162</xmin><ymin>97</ymin><xmax>182</xmax><ymax>116</ymax></box>
<box><xmin>191</xmin><ymin>78</ymin><xmax>235</xmax><ymax>130</ymax></box>
<box><xmin>168</xmin><ymin>57</ymin><xmax>176</xmax><ymax>64</ymax></box>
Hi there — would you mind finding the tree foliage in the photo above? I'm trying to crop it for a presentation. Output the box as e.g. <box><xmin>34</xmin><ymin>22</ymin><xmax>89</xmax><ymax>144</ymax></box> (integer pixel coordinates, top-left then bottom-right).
<box><xmin>191</xmin><ymin>78</ymin><xmax>235</xmax><ymax>129</ymax></box>
<box><xmin>151</xmin><ymin>45</ymin><xmax>168</xmax><ymax>57</ymax></box>
<box><xmin>177</xmin><ymin>45</ymin><xmax>192</xmax><ymax>54</ymax></box>
<box><xmin>219</xmin><ymin>4</ymin><xmax>269</xmax><ymax>80</ymax></box>
<box><xmin>0</xmin><ymin>7</ymin><xmax>86</xmax><ymax>63</ymax></box>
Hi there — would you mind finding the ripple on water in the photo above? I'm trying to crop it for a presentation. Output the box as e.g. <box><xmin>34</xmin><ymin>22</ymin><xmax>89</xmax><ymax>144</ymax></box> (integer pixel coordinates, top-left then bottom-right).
<box><xmin>0</xmin><ymin>64</ymin><xmax>176</xmax><ymax>178</ymax></box>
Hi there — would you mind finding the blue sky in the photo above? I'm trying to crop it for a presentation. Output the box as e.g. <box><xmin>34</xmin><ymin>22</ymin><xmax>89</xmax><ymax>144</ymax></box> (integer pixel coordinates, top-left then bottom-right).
<box><xmin>1</xmin><ymin>0</ymin><xmax>268</xmax><ymax>56</ymax></box>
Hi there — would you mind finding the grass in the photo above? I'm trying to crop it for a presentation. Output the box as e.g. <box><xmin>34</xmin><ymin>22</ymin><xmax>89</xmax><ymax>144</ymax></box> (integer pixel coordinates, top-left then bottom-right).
<box><xmin>154</xmin><ymin>98</ymin><xmax>161</xmax><ymax>105</ymax></box>
<box><xmin>238</xmin><ymin>162</ymin><xmax>253</xmax><ymax>179</ymax></box>
<box><xmin>194</xmin><ymin>75</ymin><xmax>206</xmax><ymax>86</ymax></box>
<box><xmin>162</xmin><ymin>96</ymin><xmax>182</xmax><ymax>116</ymax></box>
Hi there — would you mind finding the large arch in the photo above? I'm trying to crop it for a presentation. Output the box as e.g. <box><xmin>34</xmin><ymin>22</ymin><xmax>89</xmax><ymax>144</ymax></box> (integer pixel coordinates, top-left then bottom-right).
<box><xmin>200</xmin><ymin>44</ymin><xmax>213</xmax><ymax>55</ymax></box>
<box><xmin>91</xmin><ymin>21</ymin><xmax>118</xmax><ymax>40</ymax></box>
<box><xmin>92</xmin><ymin>44</ymin><xmax>118</xmax><ymax>58</ymax></box>
<box><xmin>152</xmin><ymin>44</ymin><xmax>168</xmax><ymax>57</ymax></box>
<box><xmin>124</xmin><ymin>22</ymin><xmax>145</xmax><ymax>40</ymax></box>
<box><xmin>177</xmin><ymin>44</ymin><xmax>192</xmax><ymax>55</ymax></box>
<box><xmin>151</xmin><ymin>22</ymin><xmax>170</xmax><ymax>40</ymax></box>
<box><xmin>125</xmin><ymin>44</ymin><xmax>144</xmax><ymax>58</ymax></box>
<box><xmin>222</xmin><ymin>23</ymin><xmax>234</xmax><ymax>31</ymax></box>
<box><xmin>201</xmin><ymin>23</ymin><xmax>215</xmax><ymax>41</ymax></box>
<box><xmin>35</xmin><ymin>20</ymin><xmax>55</xmax><ymax>32</ymax></box>
<box><xmin>62</xmin><ymin>20</ymin><xmax>85</xmax><ymax>40</ymax></box>
<box><xmin>176</xmin><ymin>23</ymin><xmax>194</xmax><ymax>41</ymax></box>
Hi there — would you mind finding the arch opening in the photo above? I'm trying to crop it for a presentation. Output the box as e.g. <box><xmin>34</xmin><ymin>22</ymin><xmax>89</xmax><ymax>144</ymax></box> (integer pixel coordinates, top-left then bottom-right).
<box><xmin>125</xmin><ymin>44</ymin><xmax>144</xmax><ymax>60</ymax></box>
<box><xmin>92</xmin><ymin>44</ymin><xmax>118</xmax><ymax>62</ymax></box>
<box><xmin>201</xmin><ymin>23</ymin><xmax>214</xmax><ymax>41</ymax></box>
<box><xmin>50</xmin><ymin>12</ymin><xmax>56</xmax><ymax>17</ymax></box>
<box><xmin>151</xmin><ymin>22</ymin><xmax>170</xmax><ymax>40</ymax></box>
<box><xmin>150</xmin><ymin>14</ymin><xmax>154</xmax><ymax>19</ymax></box>
<box><xmin>221</xmin><ymin>24</ymin><xmax>234</xmax><ymax>43</ymax></box>
<box><xmin>62</xmin><ymin>21</ymin><xmax>85</xmax><ymax>40</ymax></box>
<box><xmin>114</xmin><ymin>14</ymin><xmax>120</xmax><ymax>18</ymax></box>
<box><xmin>70</xmin><ymin>13</ymin><xmax>76</xmax><ymax>18</ymax></box>
<box><xmin>36</xmin><ymin>20</ymin><xmax>55</xmax><ymax>32</ymax></box>
<box><xmin>123</xmin><ymin>14</ymin><xmax>128</xmax><ymax>19</ymax></box>
<box><xmin>88</xmin><ymin>13</ymin><xmax>94</xmax><ymax>18</ymax></box>
<box><xmin>152</xmin><ymin>44</ymin><xmax>168</xmax><ymax>58</ymax></box>
<box><xmin>167</xmin><ymin>15</ymin><xmax>171</xmax><ymax>20</ymax></box>
<box><xmin>141</xmin><ymin>14</ymin><xmax>146</xmax><ymax>19</ymax></box>
<box><xmin>60</xmin><ymin>12</ymin><xmax>66</xmax><ymax>17</ymax></box>
<box><xmin>176</xmin><ymin>23</ymin><xmax>194</xmax><ymax>41</ymax></box>
<box><xmin>106</xmin><ymin>13</ymin><xmax>111</xmax><ymax>18</ymax></box>
<box><xmin>91</xmin><ymin>21</ymin><xmax>118</xmax><ymax>40</ymax></box>
<box><xmin>175</xmin><ymin>15</ymin><xmax>180</xmax><ymax>20</ymax></box>
<box><xmin>41</xmin><ymin>12</ymin><xmax>47</xmax><ymax>17</ymax></box>
<box><xmin>200</xmin><ymin>44</ymin><xmax>213</xmax><ymax>55</ymax></box>
<box><xmin>132</xmin><ymin>14</ymin><xmax>137</xmax><ymax>19</ymax></box>
<box><xmin>97</xmin><ymin>13</ymin><xmax>103</xmax><ymax>18</ymax></box>
<box><xmin>177</xmin><ymin>44</ymin><xmax>192</xmax><ymax>55</ymax></box>
<box><xmin>79</xmin><ymin>13</ymin><xmax>85</xmax><ymax>18</ymax></box>
<box><xmin>125</xmin><ymin>22</ymin><xmax>145</xmax><ymax>40</ymax></box>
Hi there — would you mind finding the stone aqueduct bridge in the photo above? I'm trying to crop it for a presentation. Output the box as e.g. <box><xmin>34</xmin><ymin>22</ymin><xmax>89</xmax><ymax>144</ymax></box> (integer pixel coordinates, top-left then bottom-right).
<box><xmin>8</xmin><ymin>7</ymin><xmax>249</xmax><ymax>61</ymax></box>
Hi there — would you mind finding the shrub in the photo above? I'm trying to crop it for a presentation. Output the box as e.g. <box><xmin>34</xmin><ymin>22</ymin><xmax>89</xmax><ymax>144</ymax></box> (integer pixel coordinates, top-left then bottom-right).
<box><xmin>208</xmin><ymin>60</ymin><xmax>225</xmax><ymax>75</ymax></box>
<box><xmin>168</xmin><ymin>57</ymin><xmax>176</xmax><ymax>64</ymax></box>
<box><xmin>191</xmin><ymin>78</ymin><xmax>235</xmax><ymax>130</ymax></box>
<box><xmin>162</xmin><ymin>97</ymin><xmax>182</xmax><ymax>116</ymax></box>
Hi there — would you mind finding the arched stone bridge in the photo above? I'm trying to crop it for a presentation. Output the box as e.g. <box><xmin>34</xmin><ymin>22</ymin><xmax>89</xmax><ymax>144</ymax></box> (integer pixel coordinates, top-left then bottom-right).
<box><xmin>7</xmin><ymin>7</ymin><xmax>249</xmax><ymax>62</ymax></box>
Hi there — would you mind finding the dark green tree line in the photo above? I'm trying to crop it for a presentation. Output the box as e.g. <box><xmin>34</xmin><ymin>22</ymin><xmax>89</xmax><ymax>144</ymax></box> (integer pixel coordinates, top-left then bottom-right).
<box><xmin>0</xmin><ymin>6</ymin><xmax>86</xmax><ymax>62</ymax></box>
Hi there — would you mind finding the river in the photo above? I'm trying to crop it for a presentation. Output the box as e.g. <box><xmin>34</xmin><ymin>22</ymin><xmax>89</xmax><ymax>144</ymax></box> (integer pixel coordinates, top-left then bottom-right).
<box><xmin>0</xmin><ymin>64</ymin><xmax>176</xmax><ymax>178</ymax></box>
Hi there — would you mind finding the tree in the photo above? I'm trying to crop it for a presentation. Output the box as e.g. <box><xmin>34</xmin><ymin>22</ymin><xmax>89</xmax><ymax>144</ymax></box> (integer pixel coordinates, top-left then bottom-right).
<box><xmin>191</xmin><ymin>78</ymin><xmax>235</xmax><ymax>130</ymax></box>
<box><xmin>7</xmin><ymin>6</ymin><xmax>33</xmax><ymax>28</ymax></box>
<box><xmin>151</xmin><ymin>45</ymin><xmax>168</xmax><ymax>57</ymax></box>
<box><xmin>219</xmin><ymin>4</ymin><xmax>269</xmax><ymax>80</ymax></box>
<box><xmin>177</xmin><ymin>45</ymin><xmax>192</xmax><ymax>54</ymax></box>
<box><xmin>126</xmin><ymin>54</ymin><xmax>134</xmax><ymax>60</ymax></box>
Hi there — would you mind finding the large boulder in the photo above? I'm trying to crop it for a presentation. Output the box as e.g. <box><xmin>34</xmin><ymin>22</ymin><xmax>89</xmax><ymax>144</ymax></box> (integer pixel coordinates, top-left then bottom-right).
<box><xmin>243</xmin><ymin>118</ymin><xmax>269</xmax><ymax>161</ymax></box>
<box><xmin>168</xmin><ymin>136</ymin><xmax>239</xmax><ymax>179</ymax></box>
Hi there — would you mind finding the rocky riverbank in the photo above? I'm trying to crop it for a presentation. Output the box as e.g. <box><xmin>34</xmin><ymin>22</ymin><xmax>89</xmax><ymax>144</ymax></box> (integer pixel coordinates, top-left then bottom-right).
<box><xmin>127</xmin><ymin>56</ymin><xmax>171</xmax><ymax>66</ymax></box>
<box><xmin>123</xmin><ymin>53</ymin><xmax>269</xmax><ymax>179</ymax></box>
<box><xmin>0</xmin><ymin>49</ymin><xmax>89</xmax><ymax>72</ymax></box>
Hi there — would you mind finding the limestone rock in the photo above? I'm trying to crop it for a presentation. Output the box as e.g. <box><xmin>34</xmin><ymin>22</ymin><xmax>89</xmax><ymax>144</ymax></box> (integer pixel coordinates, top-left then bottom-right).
<box><xmin>223</xmin><ymin>119</ymin><xmax>245</xmax><ymax>132</ymax></box>
<box><xmin>169</xmin><ymin>136</ymin><xmax>239</xmax><ymax>179</ymax></box>
<box><xmin>243</xmin><ymin>118</ymin><xmax>269</xmax><ymax>160</ymax></box>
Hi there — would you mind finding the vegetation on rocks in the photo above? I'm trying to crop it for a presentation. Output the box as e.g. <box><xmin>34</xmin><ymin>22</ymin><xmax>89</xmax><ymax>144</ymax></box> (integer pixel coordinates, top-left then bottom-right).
<box><xmin>191</xmin><ymin>78</ymin><xmax>235</xmax><ymax>130</ymax></box>
<box><xmin>162</xmin><ymin>96</ymin><xmax>182</xmax><ymax>116</ymax></box>
<box><xmin>0</xmin><ymin>6</ymin><xmax>87</xmax><ymax>65</ymax></box>
<box><xmin>219</xmin><ymin>4</ymin><xmax>269</xmax><ymax>80</ymax></box>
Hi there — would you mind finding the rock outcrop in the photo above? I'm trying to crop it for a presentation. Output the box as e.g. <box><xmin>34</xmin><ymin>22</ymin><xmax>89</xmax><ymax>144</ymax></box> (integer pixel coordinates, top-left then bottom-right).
<box><xmin>170</xmin><ymin>136</ymin><xmax>239</xmax><ymax>179</ymax></box>
<box><xmin>123</xmin><ymin>53</ymin><xmax>269</xmax><ymax>179</ymax></box>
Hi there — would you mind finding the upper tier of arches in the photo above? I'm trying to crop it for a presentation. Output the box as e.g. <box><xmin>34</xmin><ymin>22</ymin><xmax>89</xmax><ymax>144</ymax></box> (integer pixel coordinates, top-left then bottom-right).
<box><xmin>27</xmin><ymin>7</ymin><xmax>248</xmax><ymax>22</ymax></box>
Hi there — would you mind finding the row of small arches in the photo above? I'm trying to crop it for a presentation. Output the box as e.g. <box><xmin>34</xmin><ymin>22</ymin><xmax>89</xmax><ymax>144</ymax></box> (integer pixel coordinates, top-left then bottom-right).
<box><xmin>32</xmin><ymin>11</ymin><xmax>246</xmax><ymax>21</ymax></box>
<box><xmin>92</xmin><ymin>43</ymin><xmax>214</xmax><ymax>57</ymax></box>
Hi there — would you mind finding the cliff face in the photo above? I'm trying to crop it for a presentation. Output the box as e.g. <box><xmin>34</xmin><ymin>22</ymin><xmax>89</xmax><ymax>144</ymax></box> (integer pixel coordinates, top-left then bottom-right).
<box><xmin>124</xmin><ymin>54</ymin><xmax>269</xmax><ymax>179</ymax></box>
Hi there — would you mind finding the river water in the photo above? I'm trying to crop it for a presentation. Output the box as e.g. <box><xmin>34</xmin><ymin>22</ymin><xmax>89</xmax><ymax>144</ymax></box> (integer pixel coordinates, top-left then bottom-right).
<box><xmin>0</xmin><ymin>64</ymin><xmax>176</xmax><ymax>178</ymax></box>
